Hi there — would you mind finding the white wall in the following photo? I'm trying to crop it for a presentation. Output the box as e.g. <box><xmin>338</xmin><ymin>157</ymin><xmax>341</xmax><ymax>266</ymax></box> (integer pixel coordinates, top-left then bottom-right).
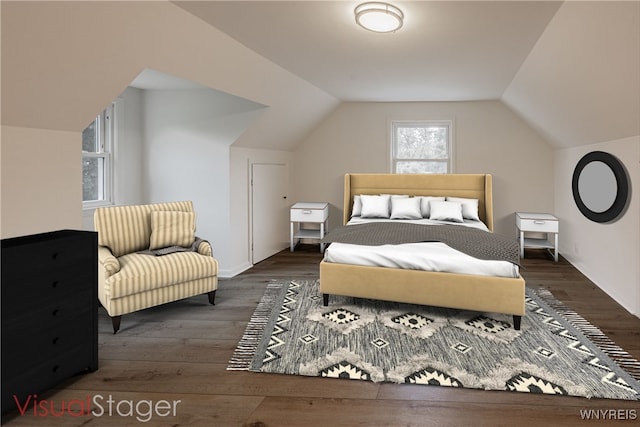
<box><xmin>115</xmin><ymin>88</ymin><xmax>146</xmax><ymax>206</ymax></box>
<box><xmin>79</xmin><ymin>82</ymin><xmax>277</xmax><ymax>277</ymax></box>
<box><xmin>293</xmin><ymin>100</ymin><xmax>555</xmax><ymax>237</ymax></box>
<box><xmin>554</xmin><ymin>137</ymin><xmax>640</xmax><ymax>316</ymax></box>
<box><xmin>143</xmin><ymin>88</ymin><xmax>265</xmax><ymax>277</ymax></box>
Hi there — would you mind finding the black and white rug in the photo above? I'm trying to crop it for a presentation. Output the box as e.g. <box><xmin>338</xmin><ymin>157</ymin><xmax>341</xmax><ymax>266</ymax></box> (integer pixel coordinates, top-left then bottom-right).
<box><xmin>228</xmin><ymin>279</ymin><xmax>640</xmax><ymax>400</ymax></box>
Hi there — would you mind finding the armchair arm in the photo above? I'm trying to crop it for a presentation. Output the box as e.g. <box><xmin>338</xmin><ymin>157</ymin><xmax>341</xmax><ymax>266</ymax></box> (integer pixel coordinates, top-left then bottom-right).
<box><xmin>98</xmin><ymin>245</ymin><xmax>121</xmax><ymax>277</ymax></box>
<box><xmin>197</xmin><ymin>239</ymin><xmax>213</xmax><ymax>257</ymax></box>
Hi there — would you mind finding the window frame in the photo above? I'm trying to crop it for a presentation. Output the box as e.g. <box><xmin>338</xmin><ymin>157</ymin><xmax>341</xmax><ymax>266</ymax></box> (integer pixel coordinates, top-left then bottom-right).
<box><xmin>82</xmin><ymin>104</ymin><xmax>115</xmax><ymax>209</ymax></box>
<box><xmin>390</xmin><ymin>120</ymin><xmax>454</xmax><ymax>174</ymax></box>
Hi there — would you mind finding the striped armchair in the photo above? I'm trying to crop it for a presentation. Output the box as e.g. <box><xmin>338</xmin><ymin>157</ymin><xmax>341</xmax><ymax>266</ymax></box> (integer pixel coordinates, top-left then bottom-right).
<box><xmin>94</xmin><ymin>201</ymin><xmax>218</xmax><ymax>333</ymax></box>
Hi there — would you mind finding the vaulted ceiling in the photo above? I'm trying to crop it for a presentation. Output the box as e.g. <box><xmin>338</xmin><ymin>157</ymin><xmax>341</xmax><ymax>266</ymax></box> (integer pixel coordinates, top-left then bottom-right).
<box><xmin>2</xmin><ymin>1</ymin><xmax>638</xmax><ymax>151</ymax></box>
<box><xmin>173</xmin><ymin>0</ymin><xmax>640</xmax><ymax>149</ymax></box>
<box><xmin>174</xmin><ymin>1</ymin><xmax>561</xmax><ymax>102</ymax></box>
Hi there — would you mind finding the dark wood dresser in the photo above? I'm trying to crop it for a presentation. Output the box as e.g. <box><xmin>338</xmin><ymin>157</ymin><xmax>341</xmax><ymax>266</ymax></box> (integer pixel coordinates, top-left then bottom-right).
<box><xmin>1</xmin><ymin>230</ymin><xmax>98</xmax><ymax>414</ymax></box>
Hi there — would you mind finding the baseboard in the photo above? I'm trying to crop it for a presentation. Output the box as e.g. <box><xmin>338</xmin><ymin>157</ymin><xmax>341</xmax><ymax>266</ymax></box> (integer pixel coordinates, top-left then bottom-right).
<box><xmin>219</xmin><ymin>262</ymin><xmax>253</xmax><ymax>279</ymax></box>
<box><xmin>562</xmin><ymin>252</ymin><xmax>639</xmax><ymax>318</ymax></box>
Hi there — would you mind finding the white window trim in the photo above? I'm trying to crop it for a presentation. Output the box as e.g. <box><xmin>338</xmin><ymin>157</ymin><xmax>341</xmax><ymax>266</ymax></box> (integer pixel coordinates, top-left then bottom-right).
<box><xmin>83</xmin><ymin>103</ymin><xmax>116</xmax><ymax>209</ymax></box>
<box><xmin>389</xmin><ymin>120</ymin><xmax>454</xmax><ymax>174</ymax></box>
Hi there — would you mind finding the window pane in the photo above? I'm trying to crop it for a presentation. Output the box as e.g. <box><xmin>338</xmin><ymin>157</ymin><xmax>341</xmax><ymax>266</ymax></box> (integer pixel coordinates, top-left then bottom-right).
<box><xmin>83</xmin><ymin>157</ymin><xmax>103</xmax><ymax>201</ymax></box>
<box><xmin>82</xmin><ymin>118</ymin><xmax>98</xmax><ymax>152</ymax></box>
<box><xmin>396</xmin><ymin>161</ymin><xmax>448</xmax><ymax>174</ymax></box>
<box><xmin>396</xmin><ymin>126</ymin><xmax>448</xmax><ymax>159</ymax></box>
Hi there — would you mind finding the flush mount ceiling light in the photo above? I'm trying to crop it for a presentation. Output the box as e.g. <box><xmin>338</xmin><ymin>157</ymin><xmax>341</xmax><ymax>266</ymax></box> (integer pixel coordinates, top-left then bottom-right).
<box><xmin>355</xmin><ymin>2</ymin><xmax>404</xmax><ymax>33</ymax></box>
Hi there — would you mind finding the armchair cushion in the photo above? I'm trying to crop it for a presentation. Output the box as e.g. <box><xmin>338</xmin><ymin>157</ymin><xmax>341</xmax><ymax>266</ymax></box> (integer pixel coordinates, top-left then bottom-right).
<box><xmin>149</xmin><ymin>211</ymin><xmax>196</xmax><ymax>250</ymax></box>
<box><xmin>106</xmin><ymin>251</ymin><xmax>218</xmax><ymax>299</ymax></box>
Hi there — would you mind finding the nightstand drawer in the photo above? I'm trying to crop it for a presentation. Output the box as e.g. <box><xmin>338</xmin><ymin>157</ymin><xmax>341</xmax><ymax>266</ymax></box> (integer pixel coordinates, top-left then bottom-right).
<box><xmin>291</xmin><ymin>209</ymin><xmax>326</xmax><ymax>222</ymax></box>
<box><xmin>290</xmin><ymin>202</ymin><xmax>328</xmax><ymax>223</ymax></box>
<box><xmin>517</xmin><ymin>218</ymin><xmax>558</xmax><ymax>233</ymax></box>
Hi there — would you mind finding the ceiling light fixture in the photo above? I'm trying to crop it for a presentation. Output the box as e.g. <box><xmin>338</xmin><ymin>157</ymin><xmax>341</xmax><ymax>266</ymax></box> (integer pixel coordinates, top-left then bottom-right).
<box><xmin>355</xmin><ymin>2</ymin><xmax>404</xmax><ymax>33</ymax></box>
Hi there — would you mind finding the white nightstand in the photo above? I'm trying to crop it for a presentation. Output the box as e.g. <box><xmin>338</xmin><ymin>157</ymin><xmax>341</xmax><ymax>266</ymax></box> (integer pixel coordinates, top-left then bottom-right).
<box><xmin>290</xmin><ymin>202</ymin><xmax>329</xmax><ymax>252</ymax></box>
<box><xmin>516</xmin><ymin>212</ymin><xmax>559</xmax><ymax>262</ymax></box>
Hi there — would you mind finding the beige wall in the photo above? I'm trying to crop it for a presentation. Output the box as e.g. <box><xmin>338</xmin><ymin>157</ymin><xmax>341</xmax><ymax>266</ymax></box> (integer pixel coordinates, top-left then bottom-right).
<box><xmin>293</xmin><ymin>100</ymin><xmax>555</xmax><ymax>237</ymax></box>
<box><xmin>555</xmin><ymin>136</ymin><xmax>640</xmax><ymax>316</ymax></box>
<box><xmin>1</xmin><ymin>1</ymin><xmax>338</xmax><ymax>144</ymax></box>
<box><xmin>502</xmin><ymin>1</ymin><xmax>640</xmax><ymax>149</ymax></box>
<box><xmin>1</xmin><ymin>126</ymin><xmax>81</xmax><ymax>238</ymax></box>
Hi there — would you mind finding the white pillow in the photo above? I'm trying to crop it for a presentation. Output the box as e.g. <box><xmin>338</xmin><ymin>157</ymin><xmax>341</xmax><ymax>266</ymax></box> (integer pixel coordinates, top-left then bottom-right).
<box><xmin>429</xmin><ymin>201</ymin><xmax>464</xmax><ymax>223</ymax></box>
<box><xmin>418</xmin><ymin>196</ymin><xmax>445</xmax><ymax>218</ymax></box>
<box><xmin>351</xmin><ymin>195</ymin><xmax>362</xmax><ymax>217</ymax></box>
<box><xmin>446</xmin><ymin>197</ymin><xmax>480</xmax><ymax>221</ymax></box>
<box><xmin>390</xmin><ymin>197</ymin><xmax>422</xmax><ymax>220</ymax></box>
<box><xmin>360</xmin><ymin>195</ymin><xmax>391</xmax><ymax>218</ymax></box>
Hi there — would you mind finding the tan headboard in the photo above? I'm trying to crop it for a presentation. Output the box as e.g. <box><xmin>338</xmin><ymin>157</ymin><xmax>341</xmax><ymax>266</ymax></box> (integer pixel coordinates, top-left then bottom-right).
<box><xmin>343</xmin><ymin>173</ymin><xmax>493</xmax><ymax>231</ymax></box>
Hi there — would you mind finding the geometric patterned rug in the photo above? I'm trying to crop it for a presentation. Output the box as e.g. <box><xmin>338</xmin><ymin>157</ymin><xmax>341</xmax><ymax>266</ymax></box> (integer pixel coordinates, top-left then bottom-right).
<box><xmin>228</xmin><ymin>279</ymin><xmax>640</xmax><ymax>400</ymax></box>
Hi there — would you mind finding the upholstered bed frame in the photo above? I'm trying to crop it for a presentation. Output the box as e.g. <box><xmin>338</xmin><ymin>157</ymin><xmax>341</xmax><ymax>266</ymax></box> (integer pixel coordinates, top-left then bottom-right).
<box><xmin>319</xmin><ymin>173</ymin><xmax>526</xmax><ymax>329</ymax></box>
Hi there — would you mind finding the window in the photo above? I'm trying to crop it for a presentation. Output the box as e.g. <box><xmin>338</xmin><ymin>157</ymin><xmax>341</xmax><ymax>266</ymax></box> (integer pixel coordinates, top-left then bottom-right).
<box><xmin>82</xmin><ymin>105</ymin><xmax>114</xmax><ymax>208</ymax></box>
<box><xmin>391</xmin><ymin>121</ymin><xmax>453</xmax><ymax>174</ymax></box>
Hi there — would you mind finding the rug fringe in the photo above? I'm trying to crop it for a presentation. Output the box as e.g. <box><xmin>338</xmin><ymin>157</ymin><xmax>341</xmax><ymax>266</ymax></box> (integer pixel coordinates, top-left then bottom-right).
<box><xmin>533</xmin><ymin>288</ymin><xmax>640</xmax><ymax>381</ymax></box>
<box><xmin>227</xmin><ymin>281</ymin><xmax>285</xmax><ymax>370</ymax></box>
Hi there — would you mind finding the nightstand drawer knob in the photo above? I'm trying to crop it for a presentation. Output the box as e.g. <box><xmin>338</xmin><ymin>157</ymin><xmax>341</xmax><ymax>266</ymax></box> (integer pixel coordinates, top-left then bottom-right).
<box><xmin>534</xmin><ymin>221</ymin><xmax>546</xmax><ymax>224</ymax></box>
<box><xmin>302</xmin><ymin>210</ymin><xmax>312</xmax><ymax>214</ymax></box>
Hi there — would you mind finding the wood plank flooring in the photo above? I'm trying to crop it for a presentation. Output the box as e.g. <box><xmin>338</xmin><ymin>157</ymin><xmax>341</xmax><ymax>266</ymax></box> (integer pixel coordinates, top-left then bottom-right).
<box><xmin>3</xmin><ymin>246</ymin><xmax>639</xmax><ymax>426</ymax></box>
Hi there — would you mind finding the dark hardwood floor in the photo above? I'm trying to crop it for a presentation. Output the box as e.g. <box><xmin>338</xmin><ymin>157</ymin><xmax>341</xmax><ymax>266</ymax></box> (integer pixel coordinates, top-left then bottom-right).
<box><xmin>3</xmin><ymin>246</ymin><xmax>639</xmax><ymax>426</ymax></box>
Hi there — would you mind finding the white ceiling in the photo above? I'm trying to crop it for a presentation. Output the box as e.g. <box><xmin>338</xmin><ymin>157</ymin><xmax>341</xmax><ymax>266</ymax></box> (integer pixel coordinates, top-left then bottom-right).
<box><xmin>174</xmin><ymin>1</ymin><xmax>563</xmax><ymax>102</ymax></box>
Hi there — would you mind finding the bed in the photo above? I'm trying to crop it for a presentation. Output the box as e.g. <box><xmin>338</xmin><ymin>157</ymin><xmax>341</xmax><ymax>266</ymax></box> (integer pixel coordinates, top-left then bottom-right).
<box><xmin>319</xmin><ymin>173</ymin><xmax>526</xmax><ymax>329</ymax></box>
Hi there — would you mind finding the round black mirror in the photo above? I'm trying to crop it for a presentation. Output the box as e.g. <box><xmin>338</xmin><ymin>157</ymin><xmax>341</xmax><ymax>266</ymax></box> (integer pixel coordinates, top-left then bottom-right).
<box><xmin>572</xmin><ymin>151</ymin><xmax>630</xmax><ymax>223</ymax></box>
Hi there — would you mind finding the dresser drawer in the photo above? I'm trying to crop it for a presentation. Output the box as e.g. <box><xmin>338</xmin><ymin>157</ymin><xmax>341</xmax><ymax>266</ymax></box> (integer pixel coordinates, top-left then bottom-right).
<box><xmin>2</xmin><ymin>304</ymin><xmax>95</xmax><ymax>372</ymax></box>
<box><xmin>1</xmin><ymin>266</ymin><xmax>94</xmax><ymax>312</ymax></box>
<box><xmin>517</xmin><ymin>218</ymin><xmax>558</xmax><ymax>233</ymax></box>
<box><xmin>1</xmin><ymin>231</ymin><xmax>95</xmax><ymax>281</ymax></box>
<box><xmin>2</xmin><ymin>345</ymin><xmax>97</xmax><ymax>413</ymax></box>
<box><xmin>2</xmin><ymin>289</ymin><xmax>94</xmax><ymax>331</ymax></box>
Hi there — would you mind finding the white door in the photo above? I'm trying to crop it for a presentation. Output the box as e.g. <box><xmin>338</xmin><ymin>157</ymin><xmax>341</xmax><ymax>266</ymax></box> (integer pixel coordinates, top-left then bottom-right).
<box><xmin>251</xmin><ymin>163</ymin><xmax>289</xmax><ymax>264</ymax></box>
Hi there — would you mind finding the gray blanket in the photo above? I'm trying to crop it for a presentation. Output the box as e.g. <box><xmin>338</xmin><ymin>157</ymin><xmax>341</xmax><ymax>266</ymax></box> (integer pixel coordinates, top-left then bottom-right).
<box><xmin>321</xmin><ymin>223</ymin><xmax>520</xmax><ymax>265</ymax></box>
<box><xmin>139</xmin><ymin>237</ymin><xmax>207</xmax><ymax>256</ymax></box>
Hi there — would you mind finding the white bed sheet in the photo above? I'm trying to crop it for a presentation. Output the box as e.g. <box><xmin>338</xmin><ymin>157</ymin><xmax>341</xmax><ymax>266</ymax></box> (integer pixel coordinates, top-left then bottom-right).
<box><xmin>323</xmin><ymin>218</ymin><xmax>519</xmax><ymax>278</ymax></box>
